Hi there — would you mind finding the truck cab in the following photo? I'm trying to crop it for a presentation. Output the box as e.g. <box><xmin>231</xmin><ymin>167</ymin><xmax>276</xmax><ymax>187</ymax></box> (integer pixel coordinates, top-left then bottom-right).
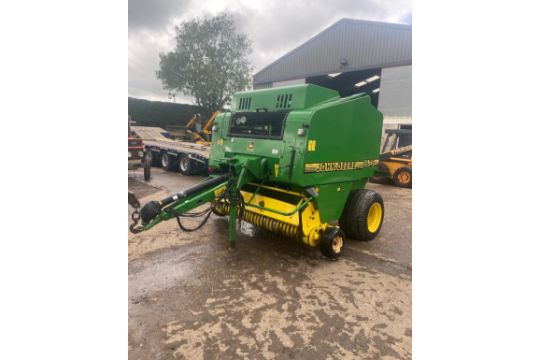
<box><xmin>128</xmin><ymin>135</ymin><xmax>145</xmax><ymax>170</ymax></box>
<box><xmin>128</xmin><ymin>117</ymin><xmax>151</xmax><ymax>180</ymax></box>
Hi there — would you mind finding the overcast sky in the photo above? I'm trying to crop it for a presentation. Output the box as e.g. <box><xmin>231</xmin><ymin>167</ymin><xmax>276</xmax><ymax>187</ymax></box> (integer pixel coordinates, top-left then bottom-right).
<box><xmin>128</xmin><ymin>0</ymin><xmax>412</xmax><ymax>103</ymax></box>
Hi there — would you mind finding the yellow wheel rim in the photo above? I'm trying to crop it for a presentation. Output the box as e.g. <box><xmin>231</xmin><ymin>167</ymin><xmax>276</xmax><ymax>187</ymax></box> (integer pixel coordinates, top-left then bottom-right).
<box><xmin>367</xmin><ymin>202</ymin><xmax>383</xmax><ymax>233</ymax></box>
<box><xmin>398</xmin><ymin>172</ymin><xmax>410</xmax><ymax>184</ymax></box>
<box><xmin>332</xmin><ymin>234</ymin><xmax>343</xmax><ymax>253</ymax></box>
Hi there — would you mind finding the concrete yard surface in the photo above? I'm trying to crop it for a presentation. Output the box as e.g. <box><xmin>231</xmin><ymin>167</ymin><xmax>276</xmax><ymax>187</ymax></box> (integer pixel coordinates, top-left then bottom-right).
<box><xmin>128</xmin><ymin>168</ymin><xmax>411</xmax><ymax>359</ymax></box>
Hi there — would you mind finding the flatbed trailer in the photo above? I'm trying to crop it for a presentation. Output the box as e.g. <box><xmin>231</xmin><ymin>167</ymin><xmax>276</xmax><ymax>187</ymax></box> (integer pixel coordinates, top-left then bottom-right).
<box><xmin>130</xmin><ymin>126</ymin><xmax>210</xmax><ymax>175</ymax></box>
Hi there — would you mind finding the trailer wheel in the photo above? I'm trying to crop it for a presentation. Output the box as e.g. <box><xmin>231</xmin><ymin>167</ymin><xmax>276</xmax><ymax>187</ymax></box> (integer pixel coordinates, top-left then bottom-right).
<box><xmin>147</xmin><ymin>150</ymin><xmax>159</xmax><ymax>167</ymax></box>
<box><xmin>160</xmin><ymin>152</ymin><xmax>176</xmax><ymax>171</ymax></box>
<box><xmin>393</xmin><ymin>167</ymin><xmax>412</xmax><ymax>188</ymax></box>
<box><xmin>339</xmin><ymin>189</ymin><xmax>384</xmax><ymax>241</ymax></box>
<box><xmin>143</xmin><ymin>152</ymin><xmax>151</xmax><ymax>181</ymax></box>
<box><xmin>178</xmin><ymin>155</ymin><xmax>194</xmax><ymax>175</ymax></box>
<box><xmin>320</xmin><ymin>227</ymin><xmax>345</xmax><ymax>259</ymax></box>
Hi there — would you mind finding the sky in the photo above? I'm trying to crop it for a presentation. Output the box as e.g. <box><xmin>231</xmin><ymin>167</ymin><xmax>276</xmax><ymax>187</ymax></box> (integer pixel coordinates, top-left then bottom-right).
<box><xmin>128</xmin><ymin>0</ymin><xmax>412</xmax><ymax>103</ymax></box>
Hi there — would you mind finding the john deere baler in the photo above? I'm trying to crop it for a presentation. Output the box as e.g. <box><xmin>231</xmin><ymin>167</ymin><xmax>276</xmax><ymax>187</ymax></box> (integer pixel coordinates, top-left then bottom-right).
<box><xmin>129</xmin><ymin>84</ymin><xmax>384</xmax><ymax>258</ymax></box>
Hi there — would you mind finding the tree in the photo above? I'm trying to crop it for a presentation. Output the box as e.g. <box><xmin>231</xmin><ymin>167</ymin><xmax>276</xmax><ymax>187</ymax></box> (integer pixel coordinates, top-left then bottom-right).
<box><xmin>156</xmin><ymin>13</ymin><xmax>253</xmax><ymax>111</ymax></box>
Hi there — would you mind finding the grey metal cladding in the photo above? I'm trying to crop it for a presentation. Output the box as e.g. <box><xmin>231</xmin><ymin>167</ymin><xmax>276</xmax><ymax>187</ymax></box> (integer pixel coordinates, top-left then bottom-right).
<box><xmin>253</xmin><ymin>19</ymin><xmax>412</xmax><ymax>84</ymax></box>
<box><xmin>378</xmin><ymin>65</ymin><xmax>412</xmax><ymax>117</ymax></box>
<box><xmin>253</xmin><ymin>82</ymin><xmax>273</xmax><ymax>90</ymax></box>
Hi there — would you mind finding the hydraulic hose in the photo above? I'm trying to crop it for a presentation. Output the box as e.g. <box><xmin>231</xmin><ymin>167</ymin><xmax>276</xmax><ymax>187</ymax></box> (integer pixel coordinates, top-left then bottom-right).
<box><xmin>165</xmin><ymin>173</ymin><xmax>243</xmax><ymax>232</ymax></box>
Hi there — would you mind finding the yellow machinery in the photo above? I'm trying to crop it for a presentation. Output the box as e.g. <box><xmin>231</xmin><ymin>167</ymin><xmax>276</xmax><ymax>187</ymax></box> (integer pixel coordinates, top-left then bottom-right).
<box><xmin>185</xmin><ymin>111</ymin><xmax>219</xmax><ymax>145</ymax></box>
<box><xmin>372</xmin><ymin>128</ymin><xmax>412</xmax><ymax>188</ymax></box>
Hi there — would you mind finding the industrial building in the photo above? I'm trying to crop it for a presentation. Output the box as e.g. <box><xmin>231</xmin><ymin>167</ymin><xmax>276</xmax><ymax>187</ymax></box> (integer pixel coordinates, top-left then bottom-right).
<box><xmin>253</xmin><ymin>18</ymin><xmax>412</xmax><ymax>129</ymax></box>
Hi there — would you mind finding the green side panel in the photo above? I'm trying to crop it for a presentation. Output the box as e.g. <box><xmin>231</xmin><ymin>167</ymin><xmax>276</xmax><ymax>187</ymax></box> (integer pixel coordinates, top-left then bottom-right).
<box><xmin>315</xmin><ymin>183</ymin><xmax>352</xmax><ymax>222</ymax></box>
<box><xmin>297</xmin><ymin>94</ymin><xmax>383</xmax><ymax>185</ymax></box>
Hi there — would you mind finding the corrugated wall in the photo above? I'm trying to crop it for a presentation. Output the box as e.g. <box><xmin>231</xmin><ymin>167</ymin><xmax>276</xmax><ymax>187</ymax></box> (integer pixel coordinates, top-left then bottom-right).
<box><xmin>254</xmin><ymin>19</ymin><xmax>411</xmax><ymax>85</ymax></box>
<box><xmin>378</xmin><ymin>65</ymin><xmax>412</xmax><ymax>118</ymax></box>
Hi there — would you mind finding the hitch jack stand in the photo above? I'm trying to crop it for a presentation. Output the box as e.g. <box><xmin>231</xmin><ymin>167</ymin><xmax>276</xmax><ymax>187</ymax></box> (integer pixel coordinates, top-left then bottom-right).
<box><xmin>228</xmin><ymin>188</ymin><xmax>238</xmax><ymax>249</ymax></box>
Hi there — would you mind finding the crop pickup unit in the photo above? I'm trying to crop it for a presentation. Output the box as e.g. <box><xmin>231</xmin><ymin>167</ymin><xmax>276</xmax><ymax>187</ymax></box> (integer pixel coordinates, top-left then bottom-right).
<box><xmin>129</xmin><ymin>84</ymin><xmax>385</xmax><ymax>258</ymax></box>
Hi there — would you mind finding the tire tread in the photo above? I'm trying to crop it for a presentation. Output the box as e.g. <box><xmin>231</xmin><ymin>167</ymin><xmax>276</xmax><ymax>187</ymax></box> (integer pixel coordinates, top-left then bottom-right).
<box><xmin>393</xmin><ymin>167</ymin><xmax>412</xmax><ymax>188</ymax></box>
<box><xmin>339</xmin><ymin>189</ymin><xmax>384</xmax><ymax>241</ymax></box>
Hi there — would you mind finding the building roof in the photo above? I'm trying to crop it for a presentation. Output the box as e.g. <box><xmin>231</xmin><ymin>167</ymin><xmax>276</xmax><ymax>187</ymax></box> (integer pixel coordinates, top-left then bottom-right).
<box><xmin>253</xmin><ymin>18</ymin><xmax>412</xmax><ymax>85</ymax></box>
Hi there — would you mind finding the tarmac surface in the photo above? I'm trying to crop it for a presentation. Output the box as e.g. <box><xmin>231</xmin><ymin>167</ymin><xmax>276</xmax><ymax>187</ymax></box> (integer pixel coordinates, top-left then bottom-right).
<box><xmin>128</xmin><ymin>167</ymin><xmax>411</xmax><ymax>359</ymax></box>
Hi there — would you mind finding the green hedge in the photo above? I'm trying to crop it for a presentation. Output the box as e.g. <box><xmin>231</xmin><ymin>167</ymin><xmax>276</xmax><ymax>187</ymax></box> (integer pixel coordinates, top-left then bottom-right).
<box><xmin>128</xmin><ymin>97</ymin><xmax>211</xmax><ymax>127</ymax></box>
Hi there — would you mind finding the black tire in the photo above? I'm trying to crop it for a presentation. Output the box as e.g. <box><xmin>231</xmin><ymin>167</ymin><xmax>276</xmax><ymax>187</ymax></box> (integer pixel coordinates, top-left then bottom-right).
<box><xmin>160</xmin><ymin>152</ymin><xmax>176</xmax><ymax>171</ymax></box>
<box><xmin>143</xmin><ymin>152</ymin><xmax>151</xmax><ymax>181</ymax></box>
<box><xmin>319</xmin><ymin>227</ymin><xmax>345</xmax><ymax>259</ymax></box>
<box><xmin>393</xmin><ymin>167</ymin><xmax>412</xmax><ymax>188</ymax></box>
<box><xmin>370</xmin><ymin>162</ymin><xmax>390</xmax><ymax>184</ymax></box>
<box><xmin>147</xmin><ymin>150</ymin><xmax>160</xmax><ymax>167</ymax></box>
<box><xmin>339</xmin><ymin>189</ymin><xmax>384</xmax><ymax>241</ymax></box>
<box><xmin>178</xmin><ymin>154</ymin><xmax>195</xmax><ymax>175</ymax></box>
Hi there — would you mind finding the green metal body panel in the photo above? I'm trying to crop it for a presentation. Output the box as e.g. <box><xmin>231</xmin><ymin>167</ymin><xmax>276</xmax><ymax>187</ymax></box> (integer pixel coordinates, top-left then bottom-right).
<box><xmin>209</xmin><ymin>84</ymin><xmax>383</xmax><ymax>223</ymax></box>
<box><xmin>232</xmin><ymin>84</ymin><xmax>340</xmax><ymax>112</ymax></box>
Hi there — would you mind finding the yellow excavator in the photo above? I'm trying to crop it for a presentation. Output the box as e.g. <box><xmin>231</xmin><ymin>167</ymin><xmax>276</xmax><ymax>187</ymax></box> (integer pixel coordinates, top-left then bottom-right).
<box><xmin>371</xmin><ymin>128</ymin><xmax>412</xmax><ymax>188</ymax></box>
<box><xmin>185</xmin><ymin>111</ymin><xmax>219</xmax><ymax>146</ymax></box>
